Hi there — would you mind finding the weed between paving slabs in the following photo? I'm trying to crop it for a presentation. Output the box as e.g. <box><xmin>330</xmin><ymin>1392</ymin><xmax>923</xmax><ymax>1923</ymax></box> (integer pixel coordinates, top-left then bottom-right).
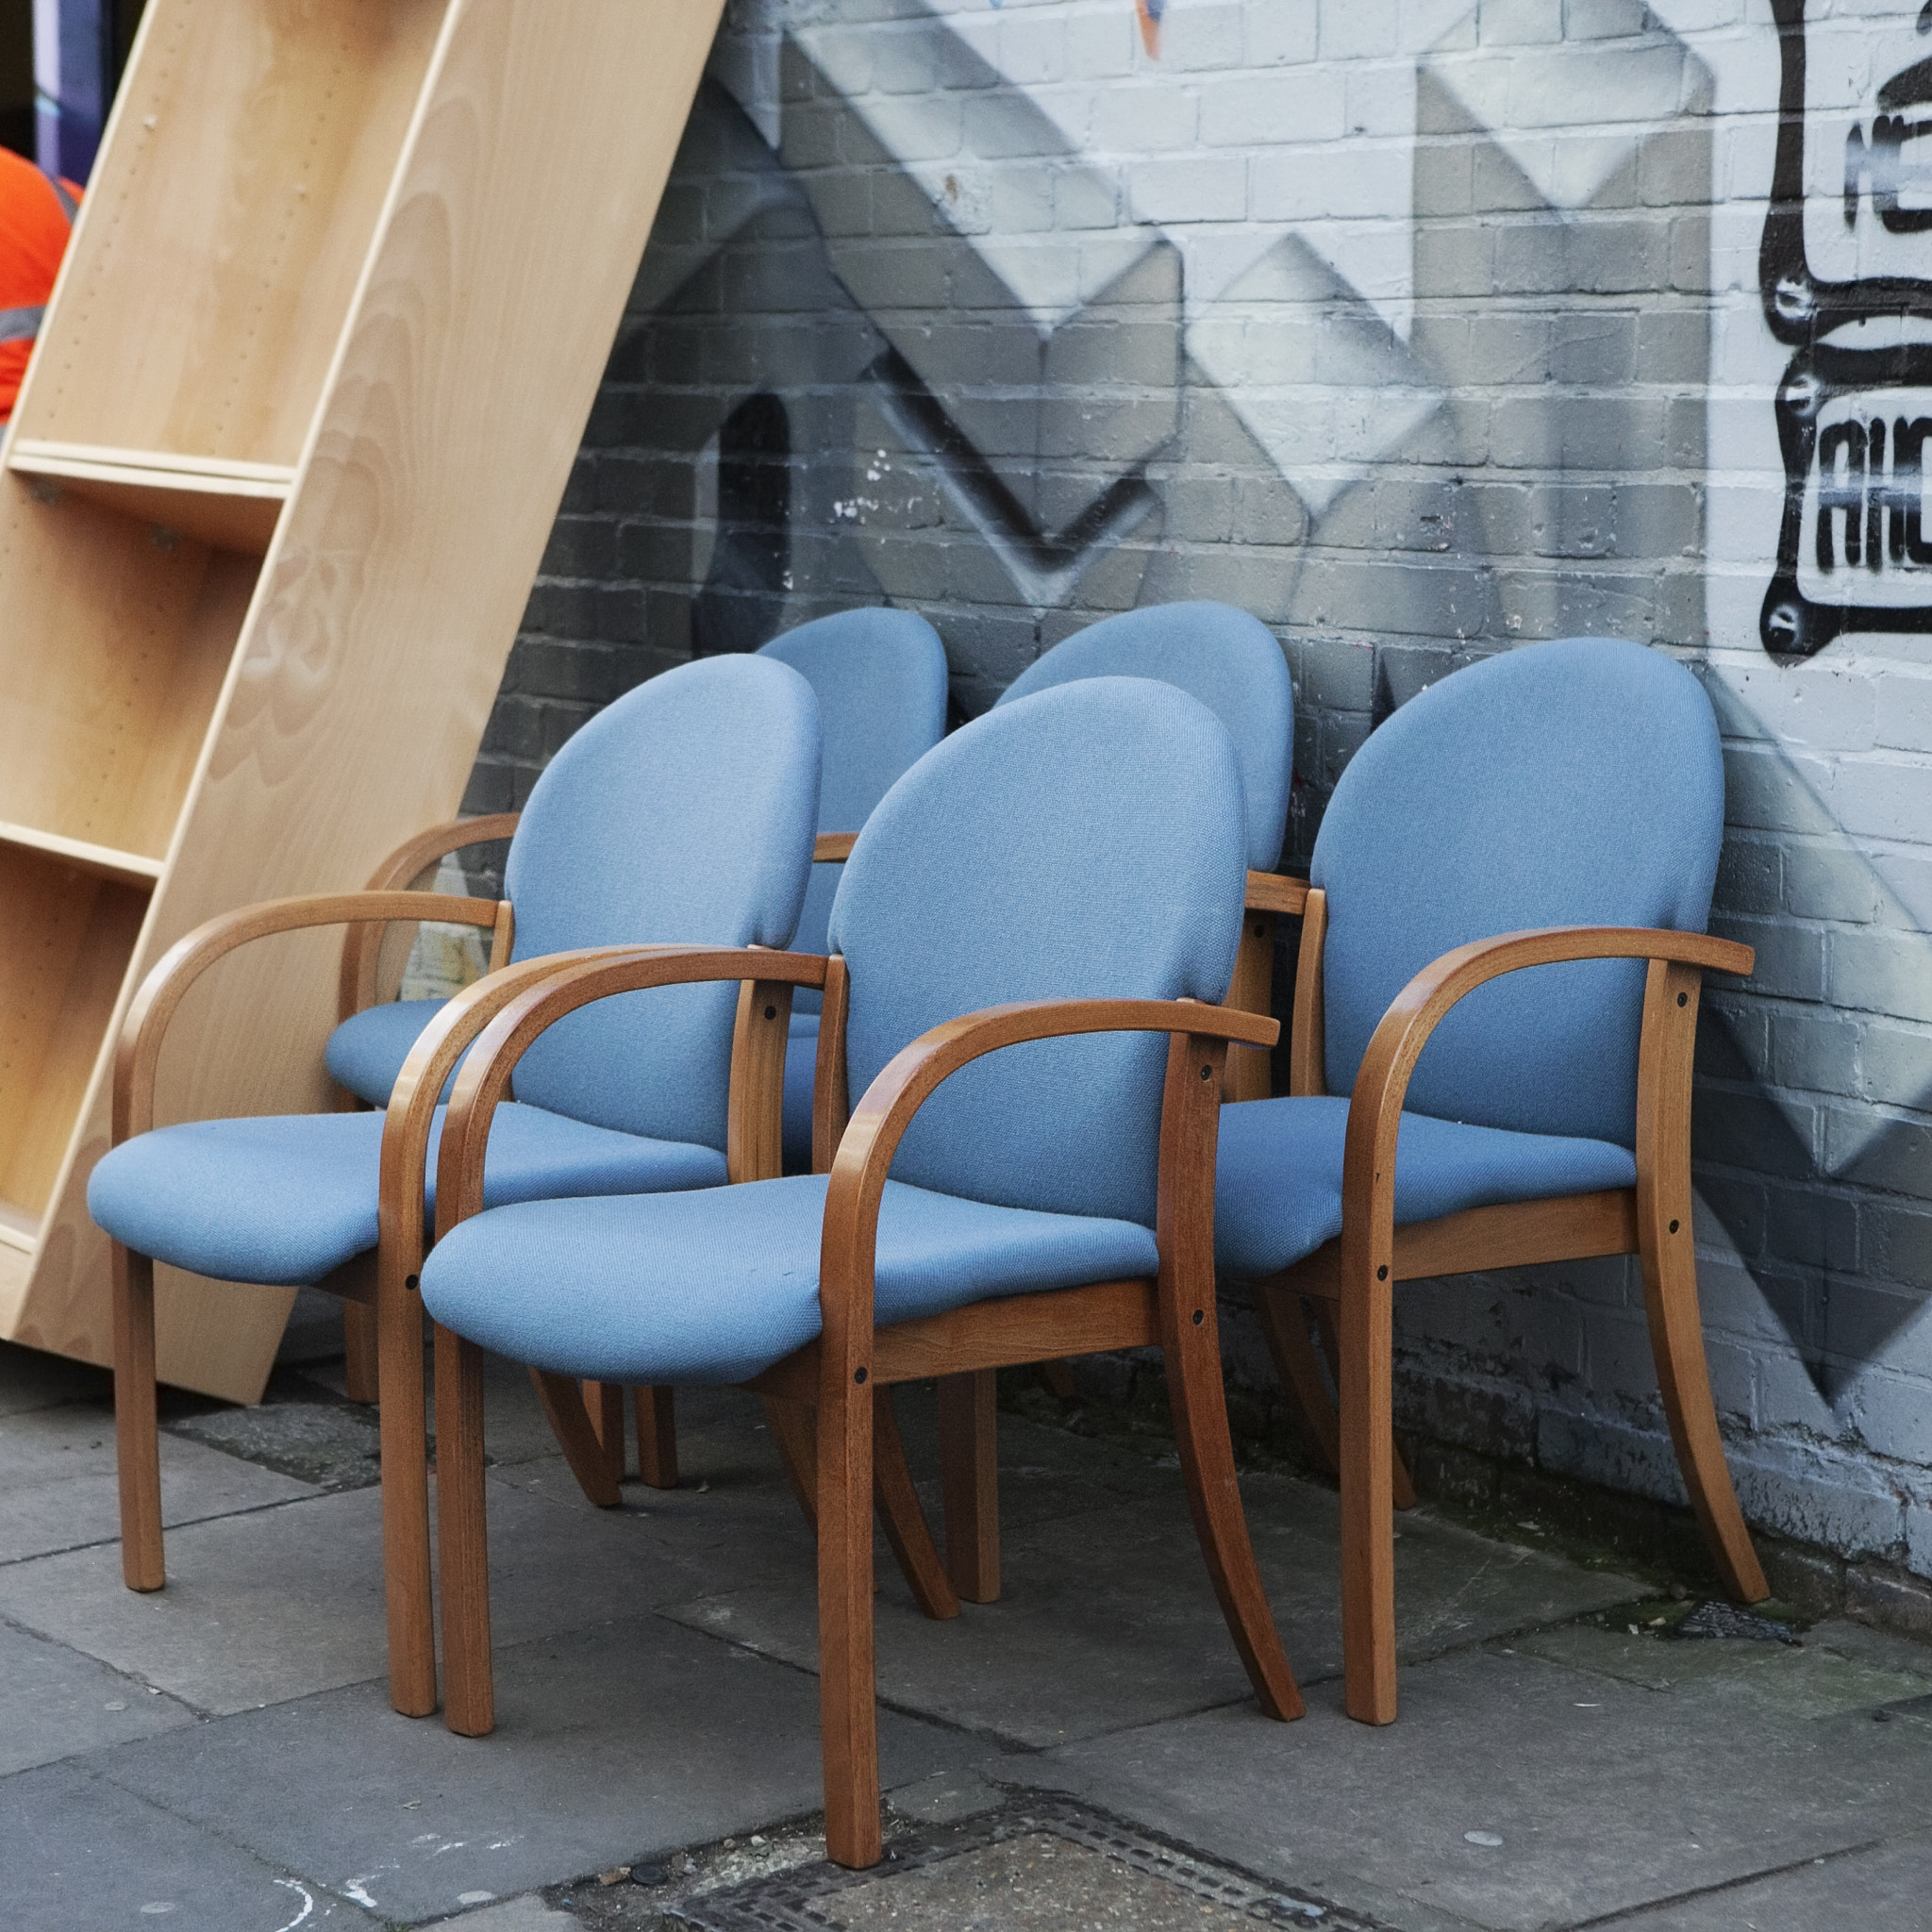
<box><xmin>550</xmin><ymin>1800</ymin><xmax>1375</xmax><ymax>1931</ymax></box>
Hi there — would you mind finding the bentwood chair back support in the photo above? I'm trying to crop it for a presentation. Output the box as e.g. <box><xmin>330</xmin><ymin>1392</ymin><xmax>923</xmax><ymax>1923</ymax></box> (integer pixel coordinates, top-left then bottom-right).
<box><xmin>87</xmin><ymin>656</ymin><xmax>823</xmax><ymax>1720</ymax></box>
<box><xmin>416</xmin><ymin>676</ymin><xmax>1301</xmax><ymax>1867</ymax></box>
<box><xmin>757</xmin><ymin>608</ymin><xmax>949</xmax><ymax>1170</ymax></box>
<box><xmin>1210</xmin><ymin>636</ymin><xmax>1764</xmax><ymax>1724</ymax></box>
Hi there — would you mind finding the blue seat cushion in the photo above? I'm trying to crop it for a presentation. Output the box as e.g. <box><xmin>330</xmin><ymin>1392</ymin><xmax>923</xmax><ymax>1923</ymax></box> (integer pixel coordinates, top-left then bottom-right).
<box><xmin>419</xmin><ymin>1174</ymin><xmax>1161</xmax><ymax>1385</ymax></box>
<box><xmin>1214</xmin><ymin>1095</ymin><xmax>1637</xmax><ymax>1283</ymax></box>
<box><xmin>325</xmin><ymin>998</ymin><xmax>457</xmax><ymax>1107</ymax></box>
<box><xmin>87</xmin><ymin>1107</ymin><xmax>727</xmax><ymax>1289</ymax></box>
<box><xmin>781</xmin><ymin>1014</ymin><xmax>820</xmax><ymax>1176</ymax></box>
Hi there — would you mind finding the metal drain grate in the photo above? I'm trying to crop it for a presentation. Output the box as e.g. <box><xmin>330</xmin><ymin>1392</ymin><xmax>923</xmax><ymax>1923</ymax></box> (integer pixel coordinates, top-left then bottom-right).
<box><xmin>670</xmin><ymin>1797</ymin><xmax>1382</xmax><ymax>1931</ymax></box>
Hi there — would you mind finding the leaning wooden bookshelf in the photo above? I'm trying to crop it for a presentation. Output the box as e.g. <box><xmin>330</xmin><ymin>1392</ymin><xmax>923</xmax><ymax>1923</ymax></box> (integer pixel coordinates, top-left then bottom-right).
<box><xmin>0</xmin><ymin>0</ymin><xmax>722</xmax><ymax>1402</ymax></box>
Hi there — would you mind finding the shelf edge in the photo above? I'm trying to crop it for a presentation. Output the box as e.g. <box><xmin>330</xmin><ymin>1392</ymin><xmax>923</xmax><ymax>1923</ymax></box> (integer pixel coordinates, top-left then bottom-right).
<box><xmin>0</xmin><ymin>821</ymin><xmax>165</xmax><ymax>888</ymax></box>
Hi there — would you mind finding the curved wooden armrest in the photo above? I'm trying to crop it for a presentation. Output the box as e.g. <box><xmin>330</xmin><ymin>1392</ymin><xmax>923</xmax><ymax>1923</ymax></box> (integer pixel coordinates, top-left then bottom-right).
<box><xmin>341</xmin><ymin>814</ymin><xmax>521</xmax><ymax>1022</ymax></box>
<box><xmin>372</xmin><ymin>943</ymin><xmax>694</xmax><ymax>1250</ymax></box>
<box><xmin>431</xmin><ymin>947</ymin><xmax>835</xmax><ymax>1235</ymax></box>
<box><xmin>114</xmin><ymin>891</ymin><xmax>501</xmax><ymax>1142</ymax></box>
<box><xmin>1245</xmin><ymin>872</ymin><xmax>1309</xmax><ymax>916</ymax></box>
<box><xmin>816</xmin><ymin>996</ymin><xmax>1280</xmax><ymax>1374</ymax></box>
<box><xmin>1340</xmin><ymin>924</ymin><xmax>1756</xmax><ymax>1269</ymax></box>
<box><xmin>362</xmin><ymin>814</ymin><xmax>523</xmax><ymax>891</ymax></box>
<box><xmin>815</xmin><ymin>832</ymin><xmax>858</xmax><ymax>863</ymax></box>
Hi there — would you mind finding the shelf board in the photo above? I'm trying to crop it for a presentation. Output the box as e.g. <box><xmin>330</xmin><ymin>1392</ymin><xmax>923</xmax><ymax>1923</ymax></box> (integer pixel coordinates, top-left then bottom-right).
<box><xmin>0</xmin><ymin>1202</ymin><xmax>39</xmax><ymax>1255</ymax></box>
<box><xmin>0</xmin><ymin>820</ymin><xmax>165</xmax><ymax>889</ymax></box>
<box><xmin>7</xmin><ymin>441</ymin><xmax>294</xmax><ymax>554</ymax></box>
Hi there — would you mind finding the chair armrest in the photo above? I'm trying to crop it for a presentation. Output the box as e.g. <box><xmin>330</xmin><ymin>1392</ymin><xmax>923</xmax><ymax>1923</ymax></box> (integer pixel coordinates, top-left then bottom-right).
<box><xmin>429</xmin><ymin>947</ymin><xmax>835</xmax><ymax>1235</ymax></box>
<box><xmin>1245</xmin><ymin>872</ymin><xmax>1309</xmax><ymax>916</ymax></box>
<box><xmin>341</xmin><ymin>813</ymin><xmax>521</xmax><ymax>1022</ymax></box>
<box><xmin>372</xmin><ymin>943</ymin><xmax>696</xmax><ymax>1254</ymax></box>
<box><xmin>361</xmin><ymin>814</ymin><xmax>523</xmax><ymax>891</ymax></box>
<box><xmin>815</xmin><ymin>832</ymin><xmax>858</xmax><ymax>863</ymax></box>
<box><xmin>817</xmin><ymin>997</ymin><xmax>1280</xmax><ymax>1387</ymax></box>
<box><xmin>114</xmin><ymin>891</ymin><xmax>501</xmax><ymax>1142</ymax></box>
<box><xmin>1338</xmin><ymin>924</ymin><xmax>1755</xmax><ymax>1284</ymax></box>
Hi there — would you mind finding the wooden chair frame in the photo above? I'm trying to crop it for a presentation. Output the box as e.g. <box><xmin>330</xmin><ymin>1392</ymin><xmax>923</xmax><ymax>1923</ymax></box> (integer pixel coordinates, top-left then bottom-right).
<box><xmin>109</xmin><ymin>896</ymin><xmax>693</xmax><ymax>1718</ymax></box>
<box><xmin>425</xmin><ymin>944</ymin><xmax>1301</xmax><ymax>1869</ymax></box>
<box><xmin>1257</xmin><ymin>895</ymin><xmax>1763</xmax><ymax>1724</ymax></box>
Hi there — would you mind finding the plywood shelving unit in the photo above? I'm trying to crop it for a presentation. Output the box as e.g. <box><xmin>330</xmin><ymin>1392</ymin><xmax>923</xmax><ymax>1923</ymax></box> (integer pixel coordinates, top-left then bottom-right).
<box><xmin>0</xmin><ymin>0</ymin><xmax>724</xmax><ymax>1401</ymax></box>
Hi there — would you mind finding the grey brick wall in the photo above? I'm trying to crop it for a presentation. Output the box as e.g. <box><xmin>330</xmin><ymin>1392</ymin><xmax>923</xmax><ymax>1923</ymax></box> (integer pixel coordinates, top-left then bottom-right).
<box><xmin>464</xmin><ymin>1</ymin><xmax>1932</xmax><ymax>1582</ymax></box>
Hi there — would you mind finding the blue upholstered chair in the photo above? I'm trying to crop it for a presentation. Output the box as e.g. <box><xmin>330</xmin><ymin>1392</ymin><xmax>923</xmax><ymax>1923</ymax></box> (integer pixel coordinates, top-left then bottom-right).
<box><xmin>1211</xmin><ymin>637</ymin><xmax>1764</xmax><ymax>1727</ymax></box>
<box><xmin>996</xmin><ymin>602</ymin><xmax>1294</xmax><ymax>1106</ymax></box>
<box><xmin>87</xmin><ymin>656</ymin><xmax>823</xmax><ymax>1723</ymax></box>
<box><xmin>416</xmin><ymin>677</ymin><xmax>1301</xmax><ymax>1869</ymax></box>
<box><xmin>757</xmin><ymin>608</ymin><xmax>949</xmax><ymax>1173</ymax></box>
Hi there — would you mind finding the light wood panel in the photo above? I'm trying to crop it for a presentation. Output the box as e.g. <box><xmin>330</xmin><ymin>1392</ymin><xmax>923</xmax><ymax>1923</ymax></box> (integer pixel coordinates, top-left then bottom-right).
<box><xmin>13</xmin><ymin>0</ymin><xmax>449</xmax><ymax>463</ymax></box>
<box><xmin>7</xmin><ymin>444</ymin><xmax>292</xmax><ymax>554</ymax></box>
<box><xmin>0</xmin><ymin>486</ymin><xmax>255</xmax><ymax>858</ymax></box>
<box><xmin>5</xmin><ymin>0</ymin><xmax>732</xmax><ymax>1400</ymax></box>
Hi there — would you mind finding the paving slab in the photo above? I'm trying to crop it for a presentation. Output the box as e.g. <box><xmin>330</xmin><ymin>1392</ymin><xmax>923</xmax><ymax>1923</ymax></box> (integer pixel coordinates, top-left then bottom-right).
<box><xmin>0</xmin><ymin>1399</ymin><xmax>316</xmax><ymax>1564</ymax></box>
<box><xmin>0</xmin><ymin>1616</ymin><xmax>196</xmax><ymax>1774</ymax></box>
<box><xmin>0</xmin><ymin>1458</ymin><xmax>826</xmax><ymax>1718</ymax></box>
<box><xmin>1027</xmin><ymin>1647</ymin><xmax>1932</xmax><ymax>1932</ymax></box>
<box><xmin>0</xmin><ymin>1758</ymin><xmax>383</xmax><ymax>1931</ymax></box>
<box><xmin>660</xmin><ymin>1478</ymin><xmax>1645</xmax><ymax>1749</ymax></box>
<box><xmin>1605</xmin><ymin>1826</ymin><xmax>1932</xmax><ymax>1931</ymax></box>
<box><xmin>1512</xmin><ymin>1611</ymin><xmax>1932</xmax><ymax>1718</ymax></box>
<box><xmin>97</xmin><ymin>1610</ymin><xmax>982</xmax><ymax>1925</ymax></box>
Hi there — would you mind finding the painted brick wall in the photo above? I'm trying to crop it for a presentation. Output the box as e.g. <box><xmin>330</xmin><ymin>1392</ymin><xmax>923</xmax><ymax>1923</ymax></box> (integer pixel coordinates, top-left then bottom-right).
<box><xmin>467</xmin><ymin>0</ymin><xmax>1932</xmax><ymax>1587</ymax></box>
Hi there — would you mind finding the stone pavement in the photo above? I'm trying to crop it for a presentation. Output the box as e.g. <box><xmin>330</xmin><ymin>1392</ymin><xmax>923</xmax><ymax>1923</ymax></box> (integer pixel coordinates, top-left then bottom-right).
<box><xmin>3</xmin><ymin>1320</ymin><xmax>1929</xmax><ymax>1932</ymax></box>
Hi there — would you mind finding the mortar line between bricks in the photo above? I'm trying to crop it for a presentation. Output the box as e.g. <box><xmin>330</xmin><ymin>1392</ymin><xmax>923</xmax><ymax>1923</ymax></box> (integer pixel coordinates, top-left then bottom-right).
<box><xmin>1559</xmin><ymin>1828</ymin><xmax>1922</xmax><ymax>1930</ymax></box>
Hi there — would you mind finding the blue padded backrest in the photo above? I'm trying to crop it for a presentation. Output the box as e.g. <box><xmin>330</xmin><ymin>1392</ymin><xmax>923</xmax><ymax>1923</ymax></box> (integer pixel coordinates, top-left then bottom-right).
<box><xmin>758</xmin><ymin>608</ymin><xmax>949</xmax><ymax>1007</ymax></box>
<box><xmin>505</xmin><ymin>656</ymin><xmax>820</xmax><ymax>1148</ymax></box>
<box><xmin>829</xmin><ymin>677</ymin><xmax>1247</xmax><ymax>1226</ymax></box>
<box><xmin>1312</xmin><ymin>637</ymin><xmax>1724</xmax><ymax>1148</ymax></box>
<box><xmin>995</xmin><ymin>602</ymin><xmax>1292</xmax><ymax>872</ymax></box>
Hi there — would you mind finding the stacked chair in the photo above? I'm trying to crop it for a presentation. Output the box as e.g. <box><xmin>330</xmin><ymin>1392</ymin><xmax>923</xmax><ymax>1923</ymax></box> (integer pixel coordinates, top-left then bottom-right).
<box><xmin>755</xmin><ymin>610</ymin><xmax>950</xmax><ymax>1174</ymax></box>
<box><xmin>1212</xmin><ymin>636</ymin><xmax>1764</xmax><ymax>1721</ymax></box>
<box><xmin>414</xmin><ymin>676</ymin><xmax>1303</xmax><ymax>1867</ymax></box>
<box><xmin>89</xmin><ymin>654</ymin><xmax>826</xmax><ymax>1719</ymax></box>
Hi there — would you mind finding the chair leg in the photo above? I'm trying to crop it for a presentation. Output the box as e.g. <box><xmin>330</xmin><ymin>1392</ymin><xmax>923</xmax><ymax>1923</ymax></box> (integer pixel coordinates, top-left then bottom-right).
<box><xmin>817</xmin><ymin>1373</ymin><xmax>882</xmax><ymax>1870</ymax></box>
<box><xmin>937</xmin><ymin>1369</ymin><xmax>1000</xmax><ymax>1603</ymax></box>
<box><xmin>342</xmin><ymin>1301</ymin><xmax>380</xmax><ymax>1404</ymax></box>
<box><xmin>435</xmin><ymin>1323</ymin><xmax>494</xmax><ymax>1736</ymax></box>
<box><xmin>1312</xmin><ymin>1299</ymin><xmax>1418</xmax><ymax>1511</ymax></box>
<box><xmin>764</xmin><ymin>1394</ymin><xmax>818</xmax><ymax>1532</ymax></box>
<box><xmin>873</xmin><ymin>1389</ymin><xmax>959</xmax><ymax>1621</ymax></box>
<box><xmin>1038</xmin><ymin>1359</ymin><xmax>1076</xmax><ymax>1402</ymax></box>
<box><xmin>377</xmin><ymin>1266</ymin><xmax>437</xmax><ymax>1718</ymax></box>
<box><xmin>1639</xmin><ymin>1224</ymin><xmax>1769</xmax><ymax>1604</ymax></box>
<box><xmin>634</xmin><ymin>1385</ymin><xmax>678</xmax><ymax>1490</ymax></box>
<box><xmin>1338</xmin><ymin>1269</ymin><xmax>1398</xmax><ymax>1724</ymax></box>
<box><xmin>583</xmin><ymin>1379</ymin><xmax>627</xmax><ymax>1485</ymax></box>
<box><xmin>1256</xmin><ymin>1289</ymin><xmax>1341</xmax><ymax>1475</ymax></box>
<box><xmin>112</xmin><ymin>1245</ymin><xmax>164</xmax><ymax>1593</ymax></box>
<box><xmin>532</xmin><ymin>1370</ymin><xmax>623</xmax><ymax>1507</ymax></box>
<box><xmin>1160</xmin><ymin>1294</ymin><xmax>1304</xmax><ymax>1722</ymax></box>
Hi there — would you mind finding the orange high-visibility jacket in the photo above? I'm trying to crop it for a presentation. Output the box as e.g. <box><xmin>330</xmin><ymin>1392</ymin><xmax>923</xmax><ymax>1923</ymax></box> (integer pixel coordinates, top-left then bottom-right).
<box><xmin>0</xmin><ymin>149</ymin><xmax>79</xmax><ymax>424</ymax></box>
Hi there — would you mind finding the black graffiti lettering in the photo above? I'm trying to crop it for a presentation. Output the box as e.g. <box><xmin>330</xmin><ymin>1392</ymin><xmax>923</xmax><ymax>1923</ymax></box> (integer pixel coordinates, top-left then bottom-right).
<box><xmin>1841</xmin><ymin>113</ymin><xmax>1932</xmax><ymax>232</ymax></box>
<box><xmin>1847</xmin><ymin>123</ymin><xmax>1871</xmax><ymax>227</ymax></box>
<box><xmin>1817</xmin><ymin>420</ymin><xmax>1866</xmax><ymax>572</ymax></box>
<box><xmin>1869</xmin><ymin>417</ymin><xmax>1890</xmax><ymax>568</ymax></box>
<box><xmin>1885</xmin><ymin>419</ymin><xmax>1932</xmax><ymax>564</ymax></box>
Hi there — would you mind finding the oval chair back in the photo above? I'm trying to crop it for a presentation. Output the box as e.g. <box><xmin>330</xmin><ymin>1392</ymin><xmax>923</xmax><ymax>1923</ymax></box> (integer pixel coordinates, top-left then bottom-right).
<box><xmin>1312</xmin><ymin>636</ymin><xmax>1724</xmax><ymax>1147</ymax></box>
<box><xmin>758</xmin><ymin>608</ymin><xmax>949</xmax><ymax>1009</ymax></box>
<box><xmin>995</xmin><ymin>601</ymin><xmax>1292</xmax><ymax>872</ymax></box>
<box><xmin>505</xmin><ymin>655</ymin><xmax>820</xmax><ymax>1149</ymax></box>
<box><xmin>829</xmin><ymin>676</ymin><xmax>1247</xmax><ymax>1226</ymax></box>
